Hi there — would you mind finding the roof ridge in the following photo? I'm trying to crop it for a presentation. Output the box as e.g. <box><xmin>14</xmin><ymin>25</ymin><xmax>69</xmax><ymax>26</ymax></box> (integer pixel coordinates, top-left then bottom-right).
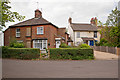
<box><xmin>9</xmin><ymin>18</ymin><xmax>34</xmax><ymax>27</ymax></box>
<box><xmin>72</xmin><ymin>23</ymin><xmax>91</xmax><ymax>25</ymax></box>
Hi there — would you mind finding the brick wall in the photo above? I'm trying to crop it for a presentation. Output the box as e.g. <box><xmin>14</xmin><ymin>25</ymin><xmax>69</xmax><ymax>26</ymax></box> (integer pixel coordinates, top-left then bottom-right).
<box><xmin>32</xmin><ymin>25</ymin><xmax>57</xmax><ymax>48</ymax></box>
<box><xmin>57</xmin><ymin>28</ymin><xmax>68</xmax><ymax>43</ymax></box>
<box><xmin>4</xmin><ymin>24</ymin><xmax>58</xmax><ymax>48</ymax></box>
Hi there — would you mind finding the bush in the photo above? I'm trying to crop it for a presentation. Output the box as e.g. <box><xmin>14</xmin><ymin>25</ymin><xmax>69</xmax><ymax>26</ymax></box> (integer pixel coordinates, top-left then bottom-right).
<box><xmin>50</xmin><ymin>48</ymin><xmax>94</xmax><ymax>60</ymax></box>
<box><xmin>2</xmin><ymin>47</ymin><xmax>40</xmax><ymax>60</ymax></box>
<box><xmin>99</xmin><ymin>38</ymin><xmax>108</xmax><ymax>46</ymax></box>
<box><xmin>78</xmin><ymin>44</ymin><xmax>90</xmax><ymax>48</ymax></box>
<box><xmin>10</xmin><ymin>40</ymin><xmax>24</xmax><ymax>48</ymax></box>
<box><xmin>59</xmin><ymin>43</ymin><xmax>71</xmax><ymax>48</ymax></box>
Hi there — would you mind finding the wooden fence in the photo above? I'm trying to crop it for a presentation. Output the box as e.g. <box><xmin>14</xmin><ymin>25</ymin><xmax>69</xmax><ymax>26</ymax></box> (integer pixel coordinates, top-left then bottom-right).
<box><xmin>93</xmin><ymin>46</ymin><xmax>120</xmax><ymax>55</ymax></box>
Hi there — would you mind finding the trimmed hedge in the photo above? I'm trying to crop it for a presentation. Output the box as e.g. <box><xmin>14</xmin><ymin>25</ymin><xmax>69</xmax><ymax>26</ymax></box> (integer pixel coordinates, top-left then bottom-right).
<box><xmin>50</xmin><ymin>48</ymin><xmax>94</xmax><ymax>60</ymax></box>
<box><xmin>2</xmin><ymin>46</ymin><xmax>40</xmax><ymax>60</ymax></box>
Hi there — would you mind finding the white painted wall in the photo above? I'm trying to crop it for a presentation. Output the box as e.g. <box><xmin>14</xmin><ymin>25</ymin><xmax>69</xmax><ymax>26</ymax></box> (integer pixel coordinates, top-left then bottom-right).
<box><xmin>68</xmin><ymin>24</ymin><xmax>74</xmax><ymax>42</ymax></box>
<box><xmin>74</xmin><ymin>31</ymin><xmax>100</xmax><ymax>46</ymax></box>
<box><xmin>0</xmin><ymin>32</ymin><xmax>4</xmax><ymax>46</ymax></box>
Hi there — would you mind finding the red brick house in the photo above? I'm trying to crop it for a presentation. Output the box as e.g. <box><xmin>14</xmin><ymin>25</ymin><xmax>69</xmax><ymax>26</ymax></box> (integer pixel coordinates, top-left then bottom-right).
<box><xmin>4</xmin><ymin>9</ymin><xmax>68</xmax><ymax>49</ymax></box>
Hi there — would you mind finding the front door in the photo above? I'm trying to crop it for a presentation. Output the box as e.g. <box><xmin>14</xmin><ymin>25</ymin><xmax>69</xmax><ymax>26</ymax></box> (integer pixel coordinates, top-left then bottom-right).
<box><xmin>56</xmin><ymin>40</ymin><xmax>60</xmax><ymax>48</ymax></box>
<box><xmin>89</xmin><ymin>40</ymin><xmax>94</xmax><ymax>46</ymax></box>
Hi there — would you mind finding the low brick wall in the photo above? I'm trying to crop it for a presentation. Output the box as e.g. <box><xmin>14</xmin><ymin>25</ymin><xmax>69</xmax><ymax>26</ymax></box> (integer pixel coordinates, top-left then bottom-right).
<box><xmin>94</xmin><ymin>46</ymin><xmax>119</xmax><ymax>55</ymax></box>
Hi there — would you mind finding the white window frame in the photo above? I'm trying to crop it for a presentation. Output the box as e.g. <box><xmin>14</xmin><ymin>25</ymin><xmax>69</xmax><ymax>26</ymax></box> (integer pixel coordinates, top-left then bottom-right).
<box><xmin>33</xmin><ymin>40</ymin><xmax>47</xmax><ymax>50</ymax></box>
<box><xmin>37</xmin><ymin>26</ymin><xmax>44</xmax><ymax>34</ymax></box>
<box><xmin>76</xmin><ymin>32</ymin><xmax>80</xmax><ymax>38</ymax></box>
<box><xmin>17</xmin><ymin>40</ymin><xmax>23</xmax><ymax>43</ymax></box>
<box><xmin>16</xmin><ymin>28</ymin><xmax>20</xmax><ymax>37</ymax></box>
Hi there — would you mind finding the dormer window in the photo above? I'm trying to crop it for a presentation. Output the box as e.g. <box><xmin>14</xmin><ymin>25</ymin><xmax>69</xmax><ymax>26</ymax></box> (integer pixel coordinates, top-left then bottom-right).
<box><xmin>16</xmin><ymin>28</ymin><xmax>20</xmax><ymax>37</ymax></box>
<box><xmin>37</xmin><ymin>27</ymin><xmax>44</xmax><ymax>34</ymax></box>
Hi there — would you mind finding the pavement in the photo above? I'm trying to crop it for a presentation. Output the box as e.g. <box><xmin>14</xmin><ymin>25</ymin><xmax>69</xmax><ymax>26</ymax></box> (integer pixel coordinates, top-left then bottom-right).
<box><xmin>2</xmin><ymin>59</ymin><xmax>118</xmax><ymax>78</ymax></box>
<box><xmin>94</xmin><ymin>50</ymin><xmax>118</xmax><ymax>60</ymax></box>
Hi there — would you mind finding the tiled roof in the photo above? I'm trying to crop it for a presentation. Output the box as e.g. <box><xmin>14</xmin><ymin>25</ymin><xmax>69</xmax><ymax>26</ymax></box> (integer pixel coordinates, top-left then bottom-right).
<box><xmin>71</xmin><ymin>23</ymin><xmax>98</xmax><ymax>31</ymax></box>
<box><xmin>9</xmin><ymin>17</ymin><xmax>58</xmax><ymax>28</ymax></box>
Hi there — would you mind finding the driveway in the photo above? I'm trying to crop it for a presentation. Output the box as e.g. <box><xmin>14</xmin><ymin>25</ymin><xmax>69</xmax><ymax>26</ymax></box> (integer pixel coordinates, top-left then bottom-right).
<box><xmin>2</xmin><ymin>59</ymin><xmax>118</xmax><ymax>78</ymax></box>
<box><xmin>94</xmin><ymin>50</ymin><xmax>118</xmax><ymax>60</ymax></box>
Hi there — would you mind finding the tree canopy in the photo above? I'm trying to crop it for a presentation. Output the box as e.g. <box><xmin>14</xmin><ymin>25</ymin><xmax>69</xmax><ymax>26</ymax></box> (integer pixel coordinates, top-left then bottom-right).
<box><xmin>0</xmin><ymin>0</ymin><xmax>25</xmax><ymax>30</ymax></box>
<box><xmin>99</xmin><ymin>7</ymin><xmax>120</xmax><ymax>47</ymax></box>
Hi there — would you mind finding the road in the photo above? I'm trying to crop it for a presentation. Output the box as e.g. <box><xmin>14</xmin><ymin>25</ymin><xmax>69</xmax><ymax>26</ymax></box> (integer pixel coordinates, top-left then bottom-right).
<box><xmin>2</xmin><ymin>59</ymin><xmax>118</xmax><ymax>78</ymax></box>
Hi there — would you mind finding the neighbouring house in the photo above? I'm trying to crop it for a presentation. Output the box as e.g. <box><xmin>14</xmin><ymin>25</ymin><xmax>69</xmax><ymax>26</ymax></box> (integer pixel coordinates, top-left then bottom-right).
<box><xmin>4</xmin><ymin>9</ymin><xmax>68</xmax><ymax>49</ymax></box>
<box><xmin>68</xmin><ymin>17</ymin><xmax>101</xmax><ymax>46</ymax></box>
<box><xmin>0</xmin><ymin>31</ymin><xmax>4</xmax><ymax>46</ymax></box>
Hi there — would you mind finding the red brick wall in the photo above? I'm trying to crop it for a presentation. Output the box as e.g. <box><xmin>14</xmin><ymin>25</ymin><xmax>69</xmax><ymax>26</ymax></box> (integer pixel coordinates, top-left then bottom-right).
<box><xmin>57</xmin><ymin>28</ymin><xmax>68</xmax><ymax>43</ymax></box>
<box><xmin>4</xmin><ymin>25</ymin><xmax>58</xmax><ymax>48</ymax></box>
<box><xmin>32</xmin><ymin>25</ymin><xmax>57</xmax><ymax>48</ymax></box>
<box><xmin>4</xmin><ymin>28</ymin><xmax>10</xmax><ymax>46</ymax></box>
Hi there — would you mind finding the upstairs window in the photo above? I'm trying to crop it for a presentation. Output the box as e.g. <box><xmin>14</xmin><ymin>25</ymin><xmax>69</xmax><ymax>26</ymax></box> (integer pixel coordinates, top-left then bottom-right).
<box><xmin>16</xmin><ymin>28</ymin><xmax>20</xmax><ymax>37</ymax></box>
<box><xmin>76</xmin><ymin>32</ymin><xmax>80</xmax><ymax>38</ymax></box>
<box><xmin>94</xmin><ymin>31</ymin><xmax>97</xmax><ymax>38</ymax></box>
<box><xmin>26</xmin><ymin>28</ymin><xmax>31</xmax><ymax>37</ymax></box>
<box><xmin>37</xmin><ymin>27</ymin><xmax>44</xmax><ymax>34</ymax></box>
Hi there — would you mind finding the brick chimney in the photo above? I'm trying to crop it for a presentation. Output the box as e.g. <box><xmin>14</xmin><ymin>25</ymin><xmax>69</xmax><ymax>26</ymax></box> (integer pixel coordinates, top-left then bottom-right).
<box><xmin>68</xmin><ymin>17</ymin><xmax>72</xmax><ymax>24</ymax></box>
<box><xmin>90</xmin><ymin>17</ymin><xmax>97</xmax><ymax>26</ymax></box>
<box><xmin>35</xmin><ymin>9</ymin><xmax>42</xmax><ymax>18</ymax></box>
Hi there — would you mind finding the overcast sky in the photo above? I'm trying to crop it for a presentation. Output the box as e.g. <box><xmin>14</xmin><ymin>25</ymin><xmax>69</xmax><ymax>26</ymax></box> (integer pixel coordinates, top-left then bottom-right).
<box><xmin>5</xmin><ymin>0</ymin><xmax>120</xmax><ymax>29</ymax></box>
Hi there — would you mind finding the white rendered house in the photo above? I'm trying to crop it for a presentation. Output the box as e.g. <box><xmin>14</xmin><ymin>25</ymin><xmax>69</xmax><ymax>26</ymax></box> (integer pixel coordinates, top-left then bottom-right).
<box><xmin>68</xmin><ymin>17</ymin><xmax>100</xmax><ymax>46</ymax></box>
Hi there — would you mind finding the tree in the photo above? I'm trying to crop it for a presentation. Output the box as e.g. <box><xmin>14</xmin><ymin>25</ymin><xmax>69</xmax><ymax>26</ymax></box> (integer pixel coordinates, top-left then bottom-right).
<box><xmin>99</xmin><ymin>7</ymin><xmax>120</xmax><ymax>47</ymax></box>
<box><xmin>105</xmin><ymin>7</ymin><xmax>120</xmax><ymax>27</ymax></box>
<box><xmin>0</xmin><ymin>0</ymin><xmax>25</xmax><ymax>30</ymax></box>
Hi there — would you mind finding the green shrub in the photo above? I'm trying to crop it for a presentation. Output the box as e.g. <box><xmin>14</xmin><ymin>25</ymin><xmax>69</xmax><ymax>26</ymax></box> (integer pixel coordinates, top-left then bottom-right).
<box><xmin>10</xmin><ymin>40</ymin><xmax>24</xmax><ymax>48</ymax></box>
<box><xmin>13</xmin><ymin>43</ymin><xmax>24</xmax><ymax>48</ymax></box>
<box><xmin>50</xmin><ymin>48</ymin><xmax>94</xmax><ymax>60</ymax></box>
<box><xmin>99</xmin><ymin>38</ymin><xmax>108</xmax><ymax>46</ymax></box>
<box><xmin>59</xmin><ymin>43</ymin><xmax>71</xmax><ymax>48</ymax></box>
<box><xmin>78</xmin><ymin>44</ymin><xmax>90</xmax><ymax>48</ymax></box>
<box><xmin>2</xmin><ymin>47</ymin><xmax>40</xmax><ymax>60</ymax></box>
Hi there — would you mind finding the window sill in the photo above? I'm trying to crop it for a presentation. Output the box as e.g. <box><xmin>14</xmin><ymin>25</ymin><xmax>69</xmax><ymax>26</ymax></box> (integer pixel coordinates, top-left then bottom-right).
<box><xmin>16</xmin><ymin>37</ymin><xmax>20</xmax><ymax>38</ymax></box>
<box><xmin>26</xmin><ymin>36</ymin><xmax>31</xmax><ymax>37</ymax></box>
<box><xmin>37</xmin><ymin>34</ymin><xmax>44</xmax><ymax>35</ymax></box>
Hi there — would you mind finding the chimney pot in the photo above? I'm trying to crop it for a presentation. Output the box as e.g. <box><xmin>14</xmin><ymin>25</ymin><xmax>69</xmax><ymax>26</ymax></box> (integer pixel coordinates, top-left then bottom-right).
<box><xmin>35</xmin><ymin>9</ymin><xmax>42</xmax><ymax>18</ymax></box>
<box><xmin>68</xmin><ymin>17</ymin><xmax>72</xmax><ymax>24</ymax></box>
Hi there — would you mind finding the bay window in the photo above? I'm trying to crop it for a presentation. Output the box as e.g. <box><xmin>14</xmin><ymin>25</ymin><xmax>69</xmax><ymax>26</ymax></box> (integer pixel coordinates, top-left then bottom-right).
<box><xmin>33</xmin><ymin>40</ymin><xmax>47</xmax><ymax>50</ymax></box>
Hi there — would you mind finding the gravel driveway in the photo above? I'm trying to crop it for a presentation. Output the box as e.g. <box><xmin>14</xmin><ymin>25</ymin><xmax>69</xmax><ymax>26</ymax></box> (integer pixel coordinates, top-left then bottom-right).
<box><xmin>94</xmin><ymin>50</ymin><xmax>118</xmax><ymax>60</ymax></box>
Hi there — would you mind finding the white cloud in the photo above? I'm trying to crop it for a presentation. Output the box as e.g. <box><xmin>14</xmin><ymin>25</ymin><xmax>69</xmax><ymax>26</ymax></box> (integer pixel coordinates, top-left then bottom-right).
<box><xmin>4</xmin><ymin>0</ymin><xmax>120</xmax><ymax>29</ymax></box>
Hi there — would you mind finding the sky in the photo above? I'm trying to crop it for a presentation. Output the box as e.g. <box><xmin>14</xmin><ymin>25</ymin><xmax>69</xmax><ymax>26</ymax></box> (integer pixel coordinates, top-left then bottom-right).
<box><xmin>4</xmin><ymin>0</ymin><xmax>120</xmax><ymax>30</ymax></box>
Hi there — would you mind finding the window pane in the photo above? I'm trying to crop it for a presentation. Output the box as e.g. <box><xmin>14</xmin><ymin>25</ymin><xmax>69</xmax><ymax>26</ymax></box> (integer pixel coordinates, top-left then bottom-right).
<box><xmin>77</xmin><ymin>32</ymin><xmax>80</xmax><ymax>38</ymax></box>
<box><xmin>17</xmin><ymin>33</ymin><xmax>20</xmax><ymax>37</ymax></box>
<box><xmin>16</xmin><ymin>28</ymin><xmax>20</xmax><ymax>32</ymax></box>
<box><xmin>37</xmin><ymin>27</ymin><xmax>43</xmax><ymax>34</ymax></box>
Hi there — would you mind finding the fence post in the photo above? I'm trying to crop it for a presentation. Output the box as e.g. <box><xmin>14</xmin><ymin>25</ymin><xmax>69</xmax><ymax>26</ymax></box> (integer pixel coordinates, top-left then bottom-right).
<box><xmin>116</xmin><ymin>47</ymin><xmax>119</xmax><ymax>56</ymax></box>
<box><xmin>100</xmin><ymin>46</ymin><xmax>101</xmax><ymax>51</ymax></box>
<box><xmin>106</xmin><ymin>46</ymin><xmax>108</xmax><ymax>53</ymax></box>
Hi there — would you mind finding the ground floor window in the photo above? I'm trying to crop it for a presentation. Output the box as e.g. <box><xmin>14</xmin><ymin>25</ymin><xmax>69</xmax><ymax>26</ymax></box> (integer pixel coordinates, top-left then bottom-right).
<box><xmin>33</xmin><ymin>40</ymin><xmax>47</xmax><ymax>50</ymax></box>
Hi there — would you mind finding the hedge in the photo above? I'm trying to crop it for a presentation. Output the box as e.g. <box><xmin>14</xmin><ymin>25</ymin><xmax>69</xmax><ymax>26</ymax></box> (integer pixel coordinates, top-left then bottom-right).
<box><xmin>2</xmin><ymin>46</ymin><xmax>40</xmax><ymax>60</ymax></box>
<box><xmin>50</xmin><ymin>48</ymin><xmax>94</xmax><ymax>60</ymax></box>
